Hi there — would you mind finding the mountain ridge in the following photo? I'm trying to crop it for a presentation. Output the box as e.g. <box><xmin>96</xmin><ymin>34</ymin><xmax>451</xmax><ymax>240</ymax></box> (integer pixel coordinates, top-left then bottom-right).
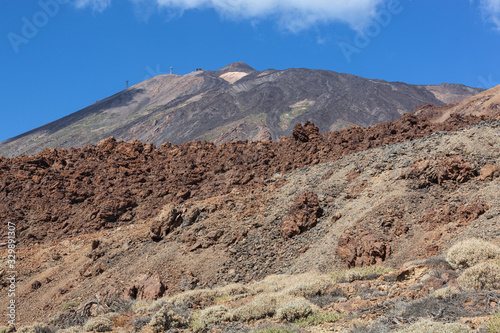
<box><xmin>0</xmin><ymin>62</ymin><xmax>483</xmax><ymax>157</ymax></box>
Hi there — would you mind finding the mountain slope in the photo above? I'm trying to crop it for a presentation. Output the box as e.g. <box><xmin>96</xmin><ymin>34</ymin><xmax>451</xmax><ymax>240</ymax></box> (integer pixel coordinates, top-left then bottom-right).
<box><xmin>414</xmin><ymin>84</ymin><xmax>500</xmax><ymax>122</ymax></box>
<box><xmin>0</xmin><ymin>62</ymin><xmax>482</xmax><ymax>157</ymax></box>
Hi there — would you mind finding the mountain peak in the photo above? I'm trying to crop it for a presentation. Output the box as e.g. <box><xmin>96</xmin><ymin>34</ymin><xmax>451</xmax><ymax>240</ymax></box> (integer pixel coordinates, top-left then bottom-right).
<box><xmin>218</xmin><ymin>62</ymin><xmax>256</xmax><ymax>73</ymax></box>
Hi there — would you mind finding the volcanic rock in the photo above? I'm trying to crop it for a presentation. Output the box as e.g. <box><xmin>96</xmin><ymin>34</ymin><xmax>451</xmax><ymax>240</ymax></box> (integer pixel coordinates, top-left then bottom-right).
<box><xmin>281</xmin><ymin>191</ymin><xmax>323</xmax><ymax>238</ymax></box>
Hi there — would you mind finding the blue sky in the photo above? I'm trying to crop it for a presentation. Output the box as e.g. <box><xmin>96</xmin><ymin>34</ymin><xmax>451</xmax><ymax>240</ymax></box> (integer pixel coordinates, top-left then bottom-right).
<box><xmin>1</xmin><ymin>0</ymin><xmax>500</xmax><ymax>142</ymax></box>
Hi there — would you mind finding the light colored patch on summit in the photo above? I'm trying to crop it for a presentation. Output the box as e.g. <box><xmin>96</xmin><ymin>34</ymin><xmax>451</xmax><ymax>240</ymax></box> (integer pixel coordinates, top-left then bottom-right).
<box><xmin>220</xmin><ymin>72</ymin><xmax>249</xmax><ymax>84</ymax></box>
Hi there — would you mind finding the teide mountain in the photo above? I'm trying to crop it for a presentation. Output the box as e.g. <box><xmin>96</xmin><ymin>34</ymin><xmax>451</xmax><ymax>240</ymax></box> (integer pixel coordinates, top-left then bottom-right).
<box><xmin>0</xmin><ymin>62</ymin><xmax>482</xmax><ymax>157</ymax></box>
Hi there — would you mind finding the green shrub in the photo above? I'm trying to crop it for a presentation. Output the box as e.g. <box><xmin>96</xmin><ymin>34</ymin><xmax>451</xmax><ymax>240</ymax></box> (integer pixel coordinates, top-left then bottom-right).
<box><xmin>294</xmin><ymin>312</ymin><xmax>345</xmax><ymax>326</ymax></box>
<box><xmin>82</xmin><ymin>316</ymin><xmax>113</xmax><ymax>332</ymax></box>
<box><xmin>457</xmin><ymin>262</ymin><xmax>500</xmax><ymax>290</ymax></box>
<box><xmin>446</xmin><ymin>239</ymin><xmax>500</xmax><ymax>269</ymax></box>
<box><xmin>486</xmin><ymin>311</ymin><xmax>500</xmax><ymax>332</ymax></box>
<box><xmin>61</xmin><ymin>301</ymin><xmax>80</xmax><ymax>311</ymax></box>
<box><xmin>275</xmin><ymin>300</ymin><xmax>313</xmax><ymax>322</ymax></box>
<box><xmin>396</xmin><ymin>319</ymin><xmax>472</xmax><ymax>332</ymax></box>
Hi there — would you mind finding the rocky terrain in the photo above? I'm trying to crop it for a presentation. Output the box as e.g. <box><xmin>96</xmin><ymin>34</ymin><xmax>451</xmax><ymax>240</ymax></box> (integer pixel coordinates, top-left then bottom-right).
<box><xmin>0</xmin><ymin>62</ymin><xmax>482</xmax><ymax>158</ymax></box>
<box><xmin>0</xmin><ymin>96</ymin><xmax>499</xmax><ymax>331</ymax></box>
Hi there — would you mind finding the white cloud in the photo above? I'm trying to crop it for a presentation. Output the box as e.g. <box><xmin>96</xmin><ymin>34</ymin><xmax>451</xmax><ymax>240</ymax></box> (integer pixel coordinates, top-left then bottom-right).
<box><xmin>478</xmin><ymin>0</ymin><xmax>500</xmax><ymax>30</ymax></box>
<box><xmin>72</xmin><ymin>0</ymin><xmax>387</xmax><ymax>31</ymax></box>
<box><xmin>74</xmin><ymin>0</ymin><xmax>112</xmax><ymax>12</ymax></box>
<box><xmin>154</xmin><ymin>0</ymin><xmax>385</xmax><ymax>31</ymax></box>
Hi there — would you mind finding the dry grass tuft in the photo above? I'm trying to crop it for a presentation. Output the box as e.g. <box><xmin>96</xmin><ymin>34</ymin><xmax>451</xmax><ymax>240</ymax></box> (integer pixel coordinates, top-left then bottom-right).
<box><xmin>191</xmin><ymin>304</ymin><xmax>230</xmax><ymax>331</ymax></box>
<box><xmin>229</xmin><ymin>294</ymin><xmax>280</xmax><ymax>322</ymax></box>
<box><xmin>16</xmin><ymin>325</ymin><xmax>57</xmax><ymax>333</ymax></box>
<box><xmin>82</xmin><ymin>316</ymin><xmax>113</xmax><ymax>332</ymax></box>
<box><xmin>335</xmin><ymin>266</ymin><xmax>393</xmax><ymax>283</ymax></box>
<box><xmin>457</xmin><ymin>261</ymin><xmax>500</xmax><ymax>290</ymax></box>
<box><xmin>396</xmin><ymin>319</ymin><xmax>472</xmax><ymax>332</ymax></box>
<box><xmin>55</xmin><ymin>327</ymin><xmax>81</xmax><ymax>333</ymax></box>
<box><xmin>251</xmin><ymin>272</ymin><xmax>335</xmax><ymax>296</ymax></box>
<box><xmin>132</xmin><ymin>298</ymin><xmax>169</xmax><ymax>314</ymax></box>
<box><xmin>275</xmin><ymin>300</ymin><xmax>313</xmax><ymax>322</ymax></box>
<box><xmin>446</xmin><ymin>239</ymin><xmax>500</xmax><ymax>269</ymax></box>
<box><xmin>432</xmin><ymin>286</ymin><xmax>461</xmax><ymax>299</ymax></box>
<box><xmin>149</xmin><ymin>304</ymin><xmax>190</xmax><ymax>333</ymax></box>
<box><xmin>486</xmin><ymin>311</ymin><xmax>500</xmax><ymax>333</ymax></box>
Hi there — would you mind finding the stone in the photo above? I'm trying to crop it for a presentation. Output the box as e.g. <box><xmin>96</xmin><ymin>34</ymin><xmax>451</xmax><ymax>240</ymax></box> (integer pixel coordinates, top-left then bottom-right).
<box><xmin>31</xmin><ymin>280</ymin><xmax>42</xmax><ymax>290</ymax></box>
<box><xmin>128</xmin><ymin>274</ymin><xmax>166</xmax><ymax>301</ymax></box>
<box><xmin>478</xmin><ymin>164</ymin><xmax>500</xmax><ymax>180</ymax></box>
<box><xmin>281</xmin><ymin>191</ymin><xmax>323</xmax><ymax>238</ymax></box>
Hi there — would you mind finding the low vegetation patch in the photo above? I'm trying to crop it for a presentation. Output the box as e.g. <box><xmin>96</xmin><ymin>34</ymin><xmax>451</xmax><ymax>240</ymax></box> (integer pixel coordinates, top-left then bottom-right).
<box><xmin>335</xmin><ymin>265</ymin><xmax>393</xmax><ymax>283</ymax></box>
<box><xmin>486</xmin><ymin>311</ymin><xmax>500</xmax><ymax>333</ymax></box>
<box><xmin>17</xmin><ymin>324</ymin><xmax>57</xmax><ymax>333</ymax></box>
<box><xmin>275</xmin><ymin>300</ymin><xmax>314</xmax><ymax>322</ymax></box>
<box><xmin>457</xmin><ymin>261</ymin><xmax>500</xmax><ymax>290</ymax></box>
<box><xmin>229</xmin><ymin>293</ymin><xmax>281</xmax><ymax>322</ymax></box>
<box><xmin>432</xmin><ymin>285</ymin><xmax>461</xmax><ymax>299</ymax></box>
<box><xmin>61</xmin><ymin>301</ymin><xmax>80</xmax><ymax>311</ymax></box>
<box><xmin>396</xmin><ymin>319</ymin><xmax>472</xmax><ymax>332</ymax></box>
<box><xmin>190</xmin><ymin>304</ymin><xmax>230</xmax><ymax>331</ymax></box>
<box><xmin>446</xmin><ymin>238</ymin><xmax>500</xmax><ymax>269</ymax></box>
<box><xmin>294</xmin><ymin>312</ymin><xmax>345</xmax><ymax>326</ymax></box>
<box><xmin>254</xmin><ymin>328</ymin><xmax>297</xmax><ymax>333</ymax></box>
<box><xmin>149</xmin><ymin>304</ymin><xmax>190</xmax><ymax>333</ymax></box>
<box><xmin>82</xmin><ymin>316</ymin><xmax>113</xmax><ymax>332</ymax></box>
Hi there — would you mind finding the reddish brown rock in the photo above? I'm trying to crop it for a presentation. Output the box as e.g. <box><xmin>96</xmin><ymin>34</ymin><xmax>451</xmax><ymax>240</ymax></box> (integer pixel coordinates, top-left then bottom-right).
<box><xmin>79</xmin><ymin>262</ymin><xmax>107</xmax><ymax>278</ymax></box>
<box><xmin>281</xmin><ymin>191</ymin><xmax>323</xmax><ymax>238</ymax></box>
<box><xmin>0</xmin><ymin>113</ymin><xmax>493</xmax><ymax>246</ymax></box>
<box><xmin>292</xmin><ymin>121</ymin><xmax>319</xmax><ymax>142</ymax></box>
<box><xmin>420</xmin><ymin>202</ymin><xmax>489</xmax><ymax>231</ymax></box>
<box><xmin>478</xmin><ymin>164</ymin><xmax>500</xmax><ymax>180</ymax></box>
<box><xmin>150</xmin><ymin>206</ymin><xmax>183</xmax><ymax>241</ymax></box>
<box><xmin>404</xmin><ymin>155</ymin><xmax>477</xmax><ymax>187</ymax></box>
<box><xmin>97</xmin><ymin>198</ymin><xmax>137</xmax><ymax>222</ymax></box>
<box><xmin>128</xmin><ymin>274</ymin><xmax>166</xmax><ymax>301</ymax></box>
<box><xmin>336</xmin><ymin>231</ymin><xmax>392</xmax><ymax>268</ymax></box>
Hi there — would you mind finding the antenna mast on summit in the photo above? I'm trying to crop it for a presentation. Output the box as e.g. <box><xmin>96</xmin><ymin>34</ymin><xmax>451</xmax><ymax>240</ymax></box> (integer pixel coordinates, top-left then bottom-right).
<box><xmin>170</xmin><ymin>67</ymin><xmax>173</xmax><ymax>75</ymax></box>
<box><xmin>125</xmin><ymin>80</ymin><xmax>129</xmax><ymax>89</ymax></box>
